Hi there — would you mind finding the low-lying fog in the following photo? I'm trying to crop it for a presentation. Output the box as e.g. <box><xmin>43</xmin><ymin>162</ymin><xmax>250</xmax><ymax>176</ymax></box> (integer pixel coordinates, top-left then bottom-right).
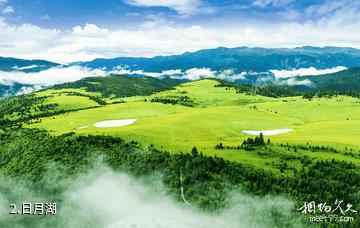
<box><xmin>0</xmin><ymin>163</ymin><xmax>304</xmax><ymax>228</ymax></box>
<box><xmin>0</xmin><ymin>65</ymin><xmax>347</xmax><ymax>97</ymax></box>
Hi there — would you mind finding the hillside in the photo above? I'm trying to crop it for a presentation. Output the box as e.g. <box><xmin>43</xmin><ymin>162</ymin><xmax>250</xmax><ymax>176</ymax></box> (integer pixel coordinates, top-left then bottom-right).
<box><xmin>1</xmin><ymin>76</ymin><xmax>359</xmax><ymax>226</ymax></box>
<box><xmin>0</xmin><ymin>75</ymin><xmax>181</xmax><ymax>127</ymax></box>
<box><xmin>28</xmin><ymin>79</ymin><xmax>360</xmax><ymax>153</ymax></box>
<box><xmin>55</xmin><ymin>75</ymin><xmax>183</xmax><ymax>97</ymax></box>
<box><xmin>0</xmin><ymin>56</ymin><xmax>58</xmax><ymax>72</ymax></box>
<box><xmin>0</xmin><ymin>57</ymin><xmax>60</xmax><ymax>97</ymax></box>
<box><xmin>300</xmin><ymin>67</ymin><xmax>360</xmax><ymax>92</ymax></box>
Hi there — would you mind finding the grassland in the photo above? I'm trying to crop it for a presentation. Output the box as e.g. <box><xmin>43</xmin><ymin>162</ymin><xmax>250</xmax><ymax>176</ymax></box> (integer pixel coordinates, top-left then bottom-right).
<box><xmin>28</xmin><ymin>79</ymin><xmax>360</xmax><ymax>174</ymax></box>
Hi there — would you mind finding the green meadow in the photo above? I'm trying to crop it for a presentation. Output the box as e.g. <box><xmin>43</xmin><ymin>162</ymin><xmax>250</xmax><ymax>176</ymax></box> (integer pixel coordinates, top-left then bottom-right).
<box><xmin>27</xmin><ymin>79</ymin><xmax>360</xmax><ymax>174</ymax></box>
<box><xmin>37</xmin><ymin>88</ymin><xmax>101</xmax><ymax>109</ymax></box>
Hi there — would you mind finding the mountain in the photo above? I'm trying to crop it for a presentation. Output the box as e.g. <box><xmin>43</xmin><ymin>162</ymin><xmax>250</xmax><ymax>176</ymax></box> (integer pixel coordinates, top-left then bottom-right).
<box><xmin>289</xmin><ymin>67</ymin><xmax>360</xmax><ymax>92</ymax></box>
<box><xmin>0</xmin><ymin>57</ymin><xmax>58</xmax><ymax>72</ymax></box>
<box><xmin>55</xmin><ymin>75</ymin><xmax>184</xmax><ymax>98</ymax></box>
<box><xmin>0</xmin><ymin>83</ymin><xmax>35</xmax><ymax>98</ymax></box>
<box><xmin>2</xmin><ymin>46</ymin><xmax>360</xmax><ymax>98</ymax></box>
<box><xmin>79</xmin><ymin>46</ymin><xmax>360</xmax><ymax>73</ymax></box>
<box><xmin>306</xmin><ymin>67</ymin><xmax>360</xmax><ymax>91</ymax></box>
<box><xmin>0</xmin><ymin>57</ymin><xmax>58</xmax><ymax>97</ymax></box>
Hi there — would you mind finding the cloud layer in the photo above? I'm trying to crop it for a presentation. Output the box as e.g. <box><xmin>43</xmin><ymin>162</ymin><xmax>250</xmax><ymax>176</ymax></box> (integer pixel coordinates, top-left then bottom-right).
<box><xmin>1</xmin><ymin>0</ymin><xmax>360</xmax><ymax>64</ymax></box>
<box><xmin>111</xmin><ymin>67</ymin><xmax>251</xmax><ymax>81</ymax></box>
<box><xmin>0</xmin><ymin>66</ymin><xmax>106</xmax><ymax>87</ymax></box>
<box><xmin>126</xmin><ymin>0</ymin><xmax>202</xmax><ymax>15</ymax></box>
<box><xmin>0</xmin><ymin>65</ymin><xmax>346</xmax><ymax>97</ymax></box>
<box><xmin>270</xmin><ymin>66</ymin><xmax>347</xmax><ymax>79</ymax></box>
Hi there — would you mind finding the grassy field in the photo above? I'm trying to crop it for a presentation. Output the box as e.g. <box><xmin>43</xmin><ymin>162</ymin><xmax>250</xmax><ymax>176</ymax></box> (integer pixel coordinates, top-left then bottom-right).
<box><xmin>28</xmin><ymin>79</ymin><xmax>360</xmax><ymax>174</ymax></box>
<box><xmin>36</xmin><ymin>88</ymin><xmax>101</xmax><ymax>110</ymax></box>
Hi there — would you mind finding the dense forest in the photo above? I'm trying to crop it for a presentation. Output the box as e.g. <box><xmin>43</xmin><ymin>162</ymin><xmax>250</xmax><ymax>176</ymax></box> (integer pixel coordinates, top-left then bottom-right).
<box><xmin>0</xmin><ymin>94</ymin><xmax>60</xmax><ymax>127</ymax></box>
<box><xmin>0</xmin><ymin>129</ymin><xmax>358</xmax><ymax>227</ymax></box>
<box><xmin>217</xmin><ymin>70</ymin><xmax>360</xmax><ymax>98</ymax></box>
<box><xmin>214</xmin><ymin>79</ymin><xmax>303</xmax><ymax>97</ymax></box>
<box><xmin>301</xmin><ymin>67</ymin><xmax>360</xmax><ymax>92</ymax></box>
<box><xmin>55</xmin><ymin>75</ymin><xmax>184</xmax><ymax>98</ymax></box>
<box><xmin>291</xmin><ymin>67</ymin><xmax>360</xmax><ymax>98</ymax></box>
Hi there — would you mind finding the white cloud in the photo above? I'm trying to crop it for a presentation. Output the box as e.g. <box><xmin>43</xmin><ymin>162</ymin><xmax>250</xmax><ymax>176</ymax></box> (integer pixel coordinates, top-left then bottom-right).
<box><xmin>0</xmin><ymin>66</ymin><xmax>107</xmax><ymax>87</ymax></box>
<box><xmin>40</xmin><ymin>14</ymin><xmax>50</xmax><ymax>21</ymax></box>
<box><xmin>110</xmin><ymin>67</ymin><xmax>182</xmax><ymax>77</ymax></box>
<box><xmin>126</xmin><ymin>0</ymin><xmax>202</xmax><ymax>15</ymax></box>
<box><xmin>306</xmin><ymin>0</ymin><xmax>353</xmax><ymax>17</ymax></box>
<box><xmin>252</xmin><ymin>0</ymin><xmax>294</xmax><ymax>8</ymax></box>
<box><xmin>112</xmin><ymin>68</ymin><xmax>162</xmax><ymax>77</ymax></box>
<box><xmin>0</xmin><ymin>0</ymin><xmax>7</xmax><ymax>4</ymax></box>
<box><xmin>279</xmin><ymin>78</ymin><xmax>312</xmax><ymax>86</ymax></box>
<box><xmin>72</xmin><ymin>23</ymin><xmax>109</xmax><ymax>37</ymax></box>
<box><xmin>1</xmin><ymin>4</ymin><xmax>360</xmax><ymax>64</ymax></box>
<box><xmin>15</xmin><ymin>85</ymin><xmax>44</xmax><ymax>95</ymax></box>
<box><xmin>12</xmin><ymin>65</ymin><xmax>39</xmax><ymax>70</ymax></box>
<box><xmin>111</xmin><ymin>67</ymin><xmax>256</xmax><ymax>82</ymax></box>
<box><xmin>2</xmin><ymin>5</ymin><xmax>13</xmax><ymax>14</ymax></box>
<box><xmin>0</xmin><ymin>164</ymin><xmax>304</xmax><ymax>227</ymax></box>
<box><xmin>183</xmin><ymin>68</ymin><xmax>215</xmax><ymax>80</ymax></box>
<box><xmin>66</xmin><ymin>170</ymin><xmax>300</xmax><ymax>228</ymax></box>
<box><xmin>0</xmin><ymin>17</ymin><xmax>60</xmax><ymax>60</ymax></box>
<box><xmin>162</xmin><ymin>69</ymin><xmax>182</xmax><ymax>75</ymax></box>
<box><xmin>270</xmin><ymin>66</ymin><xmax>347</xmax><ymax>79</ymax></box>
<box><xmin>217</xmin><ymin>69</ymin><xmax>246</xmax><ymax>81</ymax></box>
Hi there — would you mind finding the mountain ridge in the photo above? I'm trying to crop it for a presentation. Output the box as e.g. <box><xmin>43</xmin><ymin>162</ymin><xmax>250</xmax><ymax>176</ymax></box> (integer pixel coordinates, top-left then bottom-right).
<box><xmin>78</xmin><ymin>46</ymin><xmax>360</xmax><ymax>73</ymax></box>
<box><xmin>0</xmin><ymin>56</ymin><xmax>59</xmax><ymax>72</ymax></box>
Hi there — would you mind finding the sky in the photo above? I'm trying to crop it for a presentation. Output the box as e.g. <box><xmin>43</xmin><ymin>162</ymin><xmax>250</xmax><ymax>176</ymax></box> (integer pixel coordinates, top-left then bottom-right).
<box><xmin>0</xmin><ymin>0</ymin><xmax>360</xmax><ymax>63</ymax></box>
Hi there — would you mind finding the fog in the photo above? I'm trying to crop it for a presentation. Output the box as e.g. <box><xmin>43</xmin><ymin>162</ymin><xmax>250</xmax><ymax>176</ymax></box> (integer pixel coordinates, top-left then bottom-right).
<box><xmin>0</xmin><ymin>64</ymin><xmax>347</xmax><ymax>97</ymax></box>
<box><xmin>0</xmin><ymin>164</ymin><xmax>305</xmax><ymax>228</ymax></box>
<box><xmin>0</xmin><ymin>66</ymin><xmax>107</xmax><ymax>87</ymax></box>
<box><xmin>270</xmin><ymin>66</ymin><xmax>347</xmax><ymax>79</ymax></box>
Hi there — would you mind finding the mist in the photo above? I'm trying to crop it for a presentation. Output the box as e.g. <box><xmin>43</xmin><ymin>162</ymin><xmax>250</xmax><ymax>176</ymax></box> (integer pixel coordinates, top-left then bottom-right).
<box><xmin>0</xmin><ymin>163</ymin><xmax>305</xmax><ymax>228</ymax></box>
<box><xmin>0</xmin><ymin>64</ymin><xmax>347</xmax><ymax>97</ymax></box>
<box><xmin>0</xmin><ymin>66</ymin><xmax>107</xmax><ymax>87</ymax></box>
<box><xmin>270</xmin><ymin>66</ymin><xmax>347</xmax><ymax>79</ymax></box>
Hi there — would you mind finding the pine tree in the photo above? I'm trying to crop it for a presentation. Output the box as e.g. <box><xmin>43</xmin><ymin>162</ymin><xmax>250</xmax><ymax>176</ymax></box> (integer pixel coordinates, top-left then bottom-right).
<box><xmin>191</xmin><ymin>146</ymin><xmax>198</xmax><ymax>156</ymax></box>
<box><xmin>259</xmin><ymin>133</ymin><xmax>265</xmax><ymax>145</ymax></box>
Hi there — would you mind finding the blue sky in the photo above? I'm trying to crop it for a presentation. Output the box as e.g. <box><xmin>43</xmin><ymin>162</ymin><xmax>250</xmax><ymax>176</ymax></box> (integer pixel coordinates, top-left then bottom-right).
<box><xmin>1</xmin><ymin>0</ymin><xmax>360</xmax><ymax>63</ymax></box>
<box><xmin>2</xmin><ymin>0</ymin><xmax>328</xmax><ymax>28</ymax></box>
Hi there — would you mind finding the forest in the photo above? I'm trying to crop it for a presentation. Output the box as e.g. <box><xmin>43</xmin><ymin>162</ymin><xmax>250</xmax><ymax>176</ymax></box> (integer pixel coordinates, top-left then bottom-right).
<box><xmin>0</xmin><ymin>76</ymin><xmax>359</xmax><ymax>227</ymax></box>
<box><xmin>55</xmin><ymin>75</ymin><xmax>183</xmax><ymax>97</ymax></box>
<box><xmin>0</xmin><ymin>128</ymin><xmax>359</xmax><ymax>227</ymax></box>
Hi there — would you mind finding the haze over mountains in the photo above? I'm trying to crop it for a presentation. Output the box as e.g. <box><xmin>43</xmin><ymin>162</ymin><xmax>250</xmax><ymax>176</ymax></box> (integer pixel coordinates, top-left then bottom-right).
<box><xmin>0</xmin><ymin>57</ymin><xmax>59</xmax><ymax>73</ymax></box>
<box><xmin>79</xmin><ymin>46</ymin><xmax>360</xmax><ymax>72</ymax></box>
<box><xmin>1</xmin><ymin>46</ymin><xmax>360</xmax><ymax>97</ymax></box>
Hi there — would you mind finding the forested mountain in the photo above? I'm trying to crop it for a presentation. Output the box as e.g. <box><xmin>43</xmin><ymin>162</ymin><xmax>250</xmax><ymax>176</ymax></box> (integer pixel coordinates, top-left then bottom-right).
<box><xmin>0</xmin><ymin>57</ymin><xmax>58</xmax><ymax>72</ymax></box>
<box><xmin>55</xmin><ymin>75</ymin><xmax>184</xmax><ymax>97</ymax></box>
<box><xmin>300</xmin><ymin>67</ymin><xmax>360</xmax><ymax>92</ymax></box>
<box><xmin>2</xmin><ymin>46</ymin><xmax>360</xmax><ymax>99</ymax></box>
<box><xmin>78</xmin><ymin>46</ymin><xmax>360</xmax><ymax>72</ymax></box>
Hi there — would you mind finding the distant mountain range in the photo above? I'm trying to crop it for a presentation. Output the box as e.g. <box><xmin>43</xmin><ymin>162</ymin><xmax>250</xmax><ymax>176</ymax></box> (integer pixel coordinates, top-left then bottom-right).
<box><xmin>2</xmin><ymin>46</ymin><xmax>360</xmax><ymax>74</ymax></box>
<box><xmin>0</xmin><ymin>57</ymin><xmax>58</xmax><ymax>73</ymax></box>
<box><xmin>78</xmin><ymin>46</ymin><xmax>360</xmax><ymax>72</ymax></box>
<box><xmin>1</xmin><ymin>46</ymin><xmax>360</xmax><ymax>97</ymax></box>
<box><xmin>0</xmin><ymin>57</ymin><xmax>58</xmax><ymax>97</ymax></box>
